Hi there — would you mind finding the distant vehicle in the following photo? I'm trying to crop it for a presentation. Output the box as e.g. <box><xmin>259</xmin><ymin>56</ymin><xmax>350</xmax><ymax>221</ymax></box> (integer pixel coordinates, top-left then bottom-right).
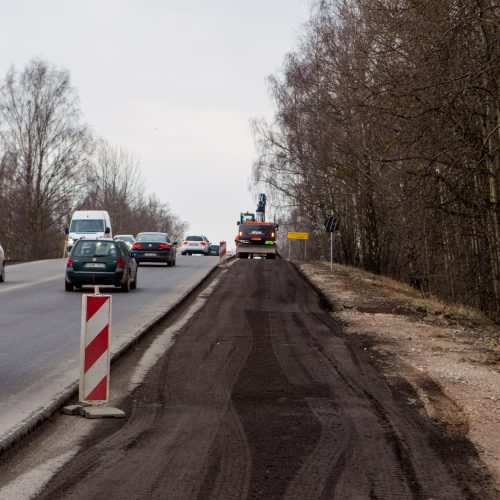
<box><xmin>235</xmin><ymin>194</ymin><xmax>278</xmax><ymax>259</ymax></box>
<box><xmin>114</xmin><ymin>234</ymin><xmax>135</xmax><ymax>249</ymax></box>
<box><xmin>0</xmin><ymin>243</ymin><xmax>4</xmax><ymax>282</ymax></box>
<box><xmin>208</xmin><ymin>244</ymin><xmax>220</xmax><ymax>256</ymax></box>
<box><xmin>65</xmin><ymin>239</ymin><xmax>137</xmax><ymax>292</ymax></box>
<box><xmin>181</xmin><ymin>235</ymin><xmax>210</xmax><ymax>256</ymax></box>
<box><xmin>65</xmin><ymin>210</ymin><xmax>112</xmax><ymax>252</ymax></box>
<box><xmin>132</xmin><ymin>232</ymin><xmax>177</xmax><ymax>267</ymax></box>
<box><xmin>226</xmin><ymin>248</ymin><xmax>236</xmax><ymax>257</ymax></box>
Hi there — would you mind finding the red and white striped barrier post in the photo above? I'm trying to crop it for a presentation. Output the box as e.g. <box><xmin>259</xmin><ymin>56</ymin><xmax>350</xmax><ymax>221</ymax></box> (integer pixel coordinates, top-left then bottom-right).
<box><xmin>79</xmin><ymin>292</ymin><xmax>112</xmax><ymax>404</ymax></box>
<box><xmin>62</xmin><ymin>289</ymin><xmax>124</xmax><ymax>418</ymax></box>
<box><xmin>219</xmin><ymin>241</ymin><xmax>227</xmax><ymax>267</ymax></box>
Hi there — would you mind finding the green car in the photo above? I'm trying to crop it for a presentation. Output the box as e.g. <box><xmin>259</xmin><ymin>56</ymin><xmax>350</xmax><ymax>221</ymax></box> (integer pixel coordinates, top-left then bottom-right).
<box><xmin>65</xmin><ymin>239</ymin><xmax>138</xmax><ymax>292</ymax></box>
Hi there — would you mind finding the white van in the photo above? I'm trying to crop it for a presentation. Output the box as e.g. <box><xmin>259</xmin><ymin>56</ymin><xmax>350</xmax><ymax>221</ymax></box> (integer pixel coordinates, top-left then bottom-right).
<box><xmin>65</xmin><ymin>210</ymin><xmax>112</xmax><ymax>251</ymax></box>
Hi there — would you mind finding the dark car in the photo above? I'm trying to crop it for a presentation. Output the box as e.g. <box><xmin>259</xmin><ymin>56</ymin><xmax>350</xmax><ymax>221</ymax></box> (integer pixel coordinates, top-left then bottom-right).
<box><xmin>65</xmin><ymin>239</ymin><xmax>138</xmax><ymax>292</ymax></box>
<box><xmin>208</xmin><ymin>244</ymin><xmax>220</xmax><ymax>256</ymax></box>
<box><xmin>131</xmin><ymin>232</ymin><xmax>177</xmax><ymax>267</ymax></box>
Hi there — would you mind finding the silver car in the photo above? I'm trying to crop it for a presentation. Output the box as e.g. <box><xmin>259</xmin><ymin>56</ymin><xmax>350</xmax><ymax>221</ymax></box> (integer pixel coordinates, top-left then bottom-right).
<box><xmin>0</xmin><ymin>243</ymin><xmax>4</xmax><ymax>282</ymax></box>
<box><xmin>114</xmin><ymin>234</ymin><xmax>135</xmax><ymax>249</ymax></box>
<box><xmin>181</xmin><ymin>235</ymin><xmax>210</xmax><ymax>256</ymax></box>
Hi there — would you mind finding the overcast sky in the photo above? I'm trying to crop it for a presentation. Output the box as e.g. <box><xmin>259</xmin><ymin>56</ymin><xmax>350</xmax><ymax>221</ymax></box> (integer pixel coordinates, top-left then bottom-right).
<box><xmin>0</xmin><ymin>0</ymin><xmax>311</xmax><ymax>246</ymax></box>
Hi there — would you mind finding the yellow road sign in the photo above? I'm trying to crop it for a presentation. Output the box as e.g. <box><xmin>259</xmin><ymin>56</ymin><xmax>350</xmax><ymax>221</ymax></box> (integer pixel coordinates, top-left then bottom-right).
<box><xmin>288</xmin><ymin>231</ymin><xmax>309</xmax><ymax>240</ymax></box>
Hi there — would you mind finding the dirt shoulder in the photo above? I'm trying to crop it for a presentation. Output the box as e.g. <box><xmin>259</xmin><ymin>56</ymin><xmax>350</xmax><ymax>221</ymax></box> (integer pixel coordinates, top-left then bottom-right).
<box><xmin>299</xmin><ymin>260</ymin><xmax>500</xmax><ymax>488</ymax></box>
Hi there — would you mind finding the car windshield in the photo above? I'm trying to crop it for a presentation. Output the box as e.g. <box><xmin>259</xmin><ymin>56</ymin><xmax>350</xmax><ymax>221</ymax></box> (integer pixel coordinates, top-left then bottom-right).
<box><xmin>186</xmin><ymin>236</ymin><xmax>203</xmax><ymax>241</ymax></box>
<box><xmin>136</xmin><ymin>233</ymin><xmax>167</xmax><ymax>242</ymax></box>
<box><xmin>70</xmin><ymin>219</ymin><xmax>105</xmax><ymax>233</ymax></box>
<box><xmin>211</xmin><ymin>245</ymin><xmax>219</xmax><ymax>250</ymax></box>
<box><xmin>73</xmin><ymin>241</ymin><xmax>117</xmax><ymax>257</ymax></box>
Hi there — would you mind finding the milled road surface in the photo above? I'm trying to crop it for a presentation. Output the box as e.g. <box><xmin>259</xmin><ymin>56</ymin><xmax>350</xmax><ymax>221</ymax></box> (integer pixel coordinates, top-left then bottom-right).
<box><xmin>37</xmin><ymin>260</ymin><xmax>493</xmax><ymax>499</ymax></box>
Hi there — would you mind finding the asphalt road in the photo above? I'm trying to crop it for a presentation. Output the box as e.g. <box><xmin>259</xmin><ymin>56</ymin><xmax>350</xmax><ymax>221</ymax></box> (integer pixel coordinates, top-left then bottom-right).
<box><xmin>0</xmin><ymin>255</ymin><xmax>218</xmax><ymax>449</ymax></box>
<box><xmin>35</xmin><ymin>259</ymin><xmax>493</xmax><ymax>499</ymax></box>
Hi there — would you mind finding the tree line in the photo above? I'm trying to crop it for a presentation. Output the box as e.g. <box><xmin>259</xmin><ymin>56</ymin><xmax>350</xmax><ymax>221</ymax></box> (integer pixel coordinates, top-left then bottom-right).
<box><xmin>0</xmin><ymin>58</ymin><xmax>187</xmax><ymax>261</ymax></box>
<box><xmin>253</xmin><ymin>0</ymin><xmax>499</xmax><ymax>319</ymax></box>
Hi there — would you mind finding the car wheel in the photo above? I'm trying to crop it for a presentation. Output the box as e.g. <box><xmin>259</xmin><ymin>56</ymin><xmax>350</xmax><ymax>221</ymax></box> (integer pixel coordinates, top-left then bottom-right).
<box><xmin>167</xmin><ymin>258</ymin><xmax>174</xmax><ymax>267</ymax></box>
<box><xmin>131</xmin><ymin>271</ymin><xmax>137</xmax><ymax>290</ymax></box>
<box><xmin>121</xmin><ymin>272</ymin><xmax>131</xmax><ymax>292</ymax></box>
<box><xmin>65</xmin><ymin>280</ymin><xmax>74</xmax><ymax>291</ymax></box>
<box><xmin>0</xmin><ymin>265</ymin><xmax>4</xmax><ymax>282</ymax></box>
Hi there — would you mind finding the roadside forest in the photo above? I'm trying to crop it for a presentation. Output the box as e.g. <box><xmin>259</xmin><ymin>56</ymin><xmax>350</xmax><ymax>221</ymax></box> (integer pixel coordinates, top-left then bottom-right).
<box><xmin>253</xmin><ymin>0</ymin><xmax>499</xmax><ymax>319</ymax></box>
<box><xmin>0</xmin><ymin>58</ymin><xmax>186</xmax><ymax>261</ymax></box>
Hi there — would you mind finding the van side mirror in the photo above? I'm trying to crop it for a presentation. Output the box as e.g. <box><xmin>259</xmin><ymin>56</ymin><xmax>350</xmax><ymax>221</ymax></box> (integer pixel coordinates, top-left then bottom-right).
<box><xmin>105</xmin><ymin>227</ymin><xmax>110</xmax><ymax>234</ymax></box>
<box><xmin>64</xmin><ymin>227</ymin><xmax>69</xmax><ymax>235</ymax></box>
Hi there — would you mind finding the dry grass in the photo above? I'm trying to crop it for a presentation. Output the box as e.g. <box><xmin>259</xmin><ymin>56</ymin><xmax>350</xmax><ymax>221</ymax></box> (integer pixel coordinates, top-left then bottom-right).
<box><xmin>309</xmin><ymin>260</ymin><xmax>498</xmax><ymax>337</ymax></box>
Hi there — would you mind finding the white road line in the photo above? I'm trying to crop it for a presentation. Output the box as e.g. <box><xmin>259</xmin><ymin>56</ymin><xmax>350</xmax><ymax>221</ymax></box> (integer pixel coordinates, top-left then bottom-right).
<box><xmin>0</xmin><ymin>275</ymin><xmax>60</xmax><ymax>295</ymax></box>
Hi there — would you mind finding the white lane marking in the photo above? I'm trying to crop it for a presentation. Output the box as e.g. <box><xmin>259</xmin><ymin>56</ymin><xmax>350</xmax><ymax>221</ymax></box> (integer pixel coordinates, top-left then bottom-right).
<box><xmin>128</xmin><ymin>277</ymin><xmax>220</xmax><ymax>391</ymax></box>
<box><xmin>0</xmin><ymin>275</ymin><xmax>60</xmax><ymax>295</ymax></box>
<box><xmin>0</xmin><ymin>449</ymin><xmax>78</xmax><ymax>500</ymax></box>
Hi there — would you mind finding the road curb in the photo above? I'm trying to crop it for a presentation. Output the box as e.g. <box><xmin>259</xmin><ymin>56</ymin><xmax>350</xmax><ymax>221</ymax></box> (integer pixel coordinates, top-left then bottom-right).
<box><xmin>0</xmin><ymin>262</ymin><xmax>220</xmax><ymax>456</ymax></box>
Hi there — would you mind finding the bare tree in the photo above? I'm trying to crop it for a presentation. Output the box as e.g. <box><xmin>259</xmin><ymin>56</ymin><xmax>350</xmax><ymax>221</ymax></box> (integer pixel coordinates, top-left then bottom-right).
<box><xmin>78</xmin><ymin>140</ymin><xmax>188</xmax><ymax>242</ymax></box>
<box><xmin>77</xmin><ymin>140</ymin><xmax>145</xmax><ymax>234</ymax></box>
<box><xmin>253</xmin><ymin>0</ymin><xmax>499</xmax><ymax>319</ymax></box>
<box><xmin>0</xmin><ymin>58</ymin><xmax>92</xmax><ymax>259</ymax></box>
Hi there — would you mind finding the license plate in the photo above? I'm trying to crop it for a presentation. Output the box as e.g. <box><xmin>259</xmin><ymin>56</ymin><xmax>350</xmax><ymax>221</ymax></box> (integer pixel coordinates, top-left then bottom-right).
<box><xmin>145</xmin><ymin>252</ymin><xmax>157</xmax><ymax>256</ymax></box>
<box><xmin>85</xmin><ymin>263</ymin><xmax>105</xmax><ymax>268</ymax></box>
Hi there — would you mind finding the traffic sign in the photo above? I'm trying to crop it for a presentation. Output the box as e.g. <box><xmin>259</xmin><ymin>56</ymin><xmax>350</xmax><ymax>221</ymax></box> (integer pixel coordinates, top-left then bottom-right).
<box><xmin>288</xmin><ymin>231</ymin><xmax>309</xmax><ymax>240</ymax></box>
<box><xmin>325</xmin><ymin>216</ymin><xmax>340</xmax><ymax>232</ymax></box>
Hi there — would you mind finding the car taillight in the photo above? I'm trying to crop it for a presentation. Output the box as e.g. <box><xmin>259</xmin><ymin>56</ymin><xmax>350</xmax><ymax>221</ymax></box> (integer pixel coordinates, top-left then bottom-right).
<box><xmin>66</xmin><ymin>256</ymin><xmax>73</xmax><ymax>268</ymax></box>
<box><xmin>200</xmin><ymin>242</ymin><xmax>207</xmax><ymax>245</ymax></box>
<box><xmin>116</xmin><ymin>257</ymin><xmax>125</xmax><ymax>269</ymax></box>
<box><xmin>183</xmin><ymin>241</ymin><xmax>189</xmax><ymax>245</ymax></box>
<box><xmin>159</xmin><ymin>243</ymin><xmax>170</xmax><ymax>249</ymax></box>
<box><xmin>132</xmin><ymin>243</ymin><xmax>142</xmax><ymax>249</ymax></box>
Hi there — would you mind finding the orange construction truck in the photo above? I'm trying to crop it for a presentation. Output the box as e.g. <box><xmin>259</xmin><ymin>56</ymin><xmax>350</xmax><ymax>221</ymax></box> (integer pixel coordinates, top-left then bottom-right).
<box><xmin>235</xmin><ymin>194</ymin><xmax>278</xmax><ymax>259</ymax></box>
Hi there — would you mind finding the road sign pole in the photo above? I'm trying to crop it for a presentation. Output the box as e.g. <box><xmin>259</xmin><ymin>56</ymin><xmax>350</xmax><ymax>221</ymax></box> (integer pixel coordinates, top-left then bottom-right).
<box><xmin>330</xmin><ymin>232</ymin><xmax>333</xmax><ymax>271</ymax></box>
<box><xmin>288</xmin><ymin>239</ymin><xmax>291</xmax><ymax>260</ymax></box>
